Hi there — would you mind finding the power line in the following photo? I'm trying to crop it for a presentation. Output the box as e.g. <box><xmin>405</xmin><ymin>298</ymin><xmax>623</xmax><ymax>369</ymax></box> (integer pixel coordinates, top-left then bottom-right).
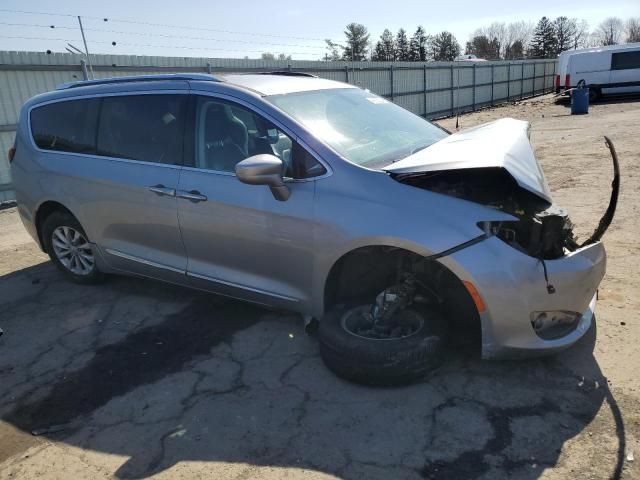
<box><xmin>0</xmin><ymin>22</ymin><xmax>326</xmax><ymax>50</ymax></box>
<box><xmin>0</xmin><ymin>35</ymin><xmax>325</xmax><ymax>56</ymax></box>
<box><xmin>0</xmin><ymin>8</ymin><xmax>329</xmax><ymax>42</ymax></box>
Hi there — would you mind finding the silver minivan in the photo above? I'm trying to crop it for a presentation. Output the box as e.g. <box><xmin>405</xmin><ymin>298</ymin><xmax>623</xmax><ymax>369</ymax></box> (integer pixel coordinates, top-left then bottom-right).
<box><xmin>9</xmin><ymin>73</ymin><xmax>615</xmax><ymax>385</ymax></box>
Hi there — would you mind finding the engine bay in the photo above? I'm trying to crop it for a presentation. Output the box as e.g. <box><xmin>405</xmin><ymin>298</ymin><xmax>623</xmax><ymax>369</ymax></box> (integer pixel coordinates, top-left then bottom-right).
<box><xmin>393</xmin><ymin>167</ymin><xmax>579</xmax><ymax>260</ymax></box>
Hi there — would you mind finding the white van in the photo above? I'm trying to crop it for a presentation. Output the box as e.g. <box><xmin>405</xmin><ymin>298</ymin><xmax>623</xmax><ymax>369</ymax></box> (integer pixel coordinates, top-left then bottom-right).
<box><xmin>556</xmin><ymin>43</ymin><xmax>640</xmax><ymax>100</ymax></box>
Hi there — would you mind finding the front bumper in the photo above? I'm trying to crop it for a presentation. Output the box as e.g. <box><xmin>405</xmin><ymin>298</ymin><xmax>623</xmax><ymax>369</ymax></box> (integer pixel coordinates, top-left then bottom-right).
<box><xmin>438</xmin><ymin>236</ymin><xmax>605</xmax><ymax>358</ymax></box>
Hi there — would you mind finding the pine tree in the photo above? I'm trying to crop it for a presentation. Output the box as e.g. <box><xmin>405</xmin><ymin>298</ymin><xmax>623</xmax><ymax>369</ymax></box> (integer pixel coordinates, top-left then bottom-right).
<box><xmin>395</xmin><ymin>28</ymin><xmax>411</xmax><ymax>61</ymax></box>
<box><xmin>371</xmin><ymin>41</ymin><xmax>385</xmax><ymax>61</ymax></box>
<box><xmin>409</xmin><ymin>26</ymin><xmax>429</xmax><ymax>61</ymax></box>
<box><xmin>342</xmin><ymin>23</ymin><xmax>370</xmax><ymax>61</ymax></box>
<box><xmin>432</xmin><ymin>31</ymin><xmax>461</xmax><ymax>61</ymax></box>
<box><xmin>530</xmin><ymin>17</ymin><xmax>557</xmax><ymax>58</ymax></box>
<box><xmin>504</xmin><ymin>40</ymin><xmax>524</xmax><ymax>59</ymax></box>
<box><xmin>465</xmin><ymin>35</ymin><xmax>500</xmax><ymax>59</ymax></box>
<box><xmin>373</xmin><ymin>29</ymin><xmax>396</xmax><ymax>61</ymax></box>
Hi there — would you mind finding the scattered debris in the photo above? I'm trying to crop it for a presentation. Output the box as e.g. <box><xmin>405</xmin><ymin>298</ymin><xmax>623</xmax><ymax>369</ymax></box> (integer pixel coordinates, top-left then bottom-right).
<box><xmin>627</xmin><ymin>451</ymin><xmax>634</xmax><ymax>462</ymax></box>
<box><xmin>621</xmin><ymin>321</ymin><xmax>626</xmax><ymax>326</ymax></box>
<box><xmin>578</xmin><ymin>377</ymin><xmax>585</xmax><ymax>387</ymax></box>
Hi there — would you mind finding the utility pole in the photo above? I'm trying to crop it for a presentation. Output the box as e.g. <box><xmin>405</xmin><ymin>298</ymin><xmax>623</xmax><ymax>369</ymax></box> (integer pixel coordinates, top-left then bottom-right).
<box><xmin>77</xmin><ymin>16</ymin><xmax>94</xmax><ymax>79</ymax></box>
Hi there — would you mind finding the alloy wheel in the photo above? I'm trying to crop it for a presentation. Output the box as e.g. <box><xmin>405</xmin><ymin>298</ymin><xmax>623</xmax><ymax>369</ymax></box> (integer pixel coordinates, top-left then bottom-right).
<box><xmin>51</xmin><ymin>226</ymin><xmax>95</xmax><ymax>276</ymax></box>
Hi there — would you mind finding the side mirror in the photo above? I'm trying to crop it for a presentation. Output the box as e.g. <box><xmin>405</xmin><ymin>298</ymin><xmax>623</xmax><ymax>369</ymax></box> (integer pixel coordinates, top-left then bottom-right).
<box><xmin>235</xmin><ymin>154</ymin><xmax>290</xmax><ymax>201</ymax></box>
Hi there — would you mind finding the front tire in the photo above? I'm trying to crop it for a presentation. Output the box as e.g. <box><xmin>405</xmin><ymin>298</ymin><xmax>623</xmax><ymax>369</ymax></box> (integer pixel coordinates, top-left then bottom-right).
<box><xmin>42</xmin><ymin>211</ymin><xmax>105</xmax><ymax>284</ymax></box>
<box><xmin>589</xmin><ymin>88</ymin><xmax>601</xmax><ymax>102</ymax></box>
<box><xmin>318</xmin><ymin>306</ymin><xmax>446</xmax><ymax>386</ymax></box>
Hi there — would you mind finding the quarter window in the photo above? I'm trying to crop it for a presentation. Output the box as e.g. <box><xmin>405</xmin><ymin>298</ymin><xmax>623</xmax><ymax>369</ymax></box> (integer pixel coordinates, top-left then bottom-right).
<box><xmin>96</xmin><ymin>94</ymin><xmax>186</xmax><ymax>164</ymax></box>
<box><xmin>31</xmin><ymin>98</ymin><xmax>99</xmax><ymax>154</ymax></box>
<box><xmin>192</xmin><ymin>96</ymin><xmax>326</xmax><ymax>178</ymax></box>
<box><xmin>611</xmin><ymin>51</ymin><xmax>640</xmax><ymax>70</ymax></box>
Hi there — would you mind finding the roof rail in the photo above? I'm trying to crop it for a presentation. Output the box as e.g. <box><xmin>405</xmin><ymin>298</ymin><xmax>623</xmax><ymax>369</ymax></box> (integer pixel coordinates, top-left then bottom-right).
<box><xmin>256</xmin><ymin>71</ymin><xmax>317</xmax><ymax>78</ymax></box>
<box><xmin>58</xmin><ymin>73</ymin><xmax>220</xmax><ymax>90</ymax></box>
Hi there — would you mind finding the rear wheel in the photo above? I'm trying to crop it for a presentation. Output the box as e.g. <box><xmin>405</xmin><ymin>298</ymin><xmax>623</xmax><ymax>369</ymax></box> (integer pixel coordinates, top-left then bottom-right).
<box><xmin>318</xmin><ymin>304</ymin><xmax>446</xmax><ymax>386</ymax></box>
<box><xmin>589</xmin><ymin>87</ymin><xmax>601</xmax><ymax>102</ymax></box>
<box><xmin>42</xmin><ymin>211</ymin><xmax>105</xmax><ymax>284</ymax></box>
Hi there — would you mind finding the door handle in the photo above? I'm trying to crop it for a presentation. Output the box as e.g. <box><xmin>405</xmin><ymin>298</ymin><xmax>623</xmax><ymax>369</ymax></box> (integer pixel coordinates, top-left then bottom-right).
<box><xmin>176</xmin><ymin>190</ymin><xmax>208</xmax><ymax>203</ymax></box>
<box><xmin>148</xmin><ymin>185</ymin><xmax>176</xmax><ymax>197</ymax></box>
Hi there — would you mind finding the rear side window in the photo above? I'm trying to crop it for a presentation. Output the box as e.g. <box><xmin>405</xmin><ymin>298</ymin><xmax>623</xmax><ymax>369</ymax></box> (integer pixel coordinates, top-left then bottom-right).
<box><xmin>611</xmin><ymin>51</ymin><xmax>640</xmax><ymax>70</ymax></box>
<box><xmin>97</xmin><ymin>95</ymin><xmax>186</xmax><ymax>164</ymax></box>
<box><xmin>31</xmin><ymin>98</ymin><xmax>99</xmax><ymax>153</ymax></box>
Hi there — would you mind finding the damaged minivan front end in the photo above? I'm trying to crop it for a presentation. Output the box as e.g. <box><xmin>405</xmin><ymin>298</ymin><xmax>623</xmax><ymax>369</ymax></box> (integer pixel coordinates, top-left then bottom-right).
<box><xmin>386</xmin><ymin>118</ymin><xmax>619</xmax><ymax>357</ymax></box>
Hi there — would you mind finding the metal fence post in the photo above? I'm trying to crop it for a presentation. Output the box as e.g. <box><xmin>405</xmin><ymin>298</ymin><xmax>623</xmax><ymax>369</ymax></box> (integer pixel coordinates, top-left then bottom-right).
<box><xmin>507</xmin><ymin>62</ymin><xmax>511</xmax><ymax>101</ymax></box>
<box><xmin>521</xmin><ymin>62</ymin><xmax>525</xmax><ymax>100</ymax></box>
<box><xmin>472</xmin><ymin>64</ymin><xmax>477</xmax><ymax>110</ymax></box>
<box><xmin>80</xmin><ymin>59</ymin><xmax>89</xmax><ymax>80</ymax></box>
<box><xmin>450</xmin><ymin>64</ymin><xmax>455</xmax><ymax>116</ymax></box>
<box><xmin>533</xmin><ymin>61</ymin><xmax>537</xmax><ymax>95</ymax></box>
<box><xmin>423</xmin><ymin>64</ymin><xmax>427</xmax><ymax>118</ymax></box>
<box><xmin>206</xmin><ymin>62</ymin><xmax>212</xmax><ymax>74</ymax></box>
<box><xmin>542</xmin><ymin>61</ymin><xmax>546</xmax><ymax>93</ymax></box>
<box><xmin>490</xmin><ymin>64</ymin><xmax>494</xmax><ymax>106</ymax></box>
<box><xmin>390</xmin><ymin>64</ymin><xmax>394</xmax><ymax>101</ymax></box>
<box><xmin>345</xmin><ymin>65</ymin><xmax>349</xmax><ymax>83</ymax></box>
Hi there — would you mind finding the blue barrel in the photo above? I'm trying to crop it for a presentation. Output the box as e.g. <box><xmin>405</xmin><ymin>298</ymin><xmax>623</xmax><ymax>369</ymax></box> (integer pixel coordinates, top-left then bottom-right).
<box><xmin>571</xmin><ymin>88</ymin><xmax>589</xmax><ymax>114</ymax></box>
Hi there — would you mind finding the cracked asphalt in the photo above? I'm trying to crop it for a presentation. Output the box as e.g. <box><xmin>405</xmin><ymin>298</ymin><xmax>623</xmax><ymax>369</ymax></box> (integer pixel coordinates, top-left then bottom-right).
<box><xmin>1</xmin><ymin>95</ymin><xmax>639</xmax><ymax>479</ymax></box>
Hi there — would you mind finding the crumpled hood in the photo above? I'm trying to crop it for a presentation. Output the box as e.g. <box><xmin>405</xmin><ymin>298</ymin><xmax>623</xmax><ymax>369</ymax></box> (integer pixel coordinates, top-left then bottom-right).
<box><xmin>385</xmin><ymin>118</ymin><xmax>553</xmax><ymax>203</ymax></box>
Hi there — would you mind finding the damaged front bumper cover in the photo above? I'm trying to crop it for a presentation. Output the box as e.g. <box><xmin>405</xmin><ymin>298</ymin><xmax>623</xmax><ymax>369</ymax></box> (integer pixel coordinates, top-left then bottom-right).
<box><xmin>425</xmin><ymin>137</ymin><xmax>619</xmax><ymax>357</ymax></box>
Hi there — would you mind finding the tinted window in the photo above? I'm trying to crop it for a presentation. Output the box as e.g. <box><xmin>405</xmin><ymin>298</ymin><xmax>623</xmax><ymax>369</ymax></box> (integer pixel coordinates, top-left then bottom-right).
<box><xmin>611</xmin><ymin>51</ymin><xmax>640</xmax><ymax>70</ymax></box>
<box><xmin>97</xmin><ymin>95</ymin><xmax>186</xmax><ymax>164</ymax></box>
<box><xmin>193</xmin><ymin>96</ymin><xmax>325</xmax><ymax>178</ymax></box>
<box><xmin>31</xmin><ymin>99</ymin><xmax>99</xmax><ymax>153</ymax></box>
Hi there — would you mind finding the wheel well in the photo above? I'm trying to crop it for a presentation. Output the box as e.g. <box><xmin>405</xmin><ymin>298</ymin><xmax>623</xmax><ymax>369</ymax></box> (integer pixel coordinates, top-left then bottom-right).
<box><xmin>35</xmin><ymin>201</ymin><xmax>73</xmax><ymax>250</ymax></box>
<box><xmin>324</xmin><ymin>246</ymin><xmax>482</xmax><ymax>352</ymax></box>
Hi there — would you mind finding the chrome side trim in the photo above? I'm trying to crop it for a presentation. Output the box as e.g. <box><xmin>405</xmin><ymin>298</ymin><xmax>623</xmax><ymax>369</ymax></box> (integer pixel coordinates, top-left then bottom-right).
<box><xmin>105</xmin><ymin>248</ymin><xmax>185</xmax><ymax>274</ymax></box>
<box><xmin>187</xmin><ymin>271</ymin><xmax>299</xmax><ymax>302</ymax></box>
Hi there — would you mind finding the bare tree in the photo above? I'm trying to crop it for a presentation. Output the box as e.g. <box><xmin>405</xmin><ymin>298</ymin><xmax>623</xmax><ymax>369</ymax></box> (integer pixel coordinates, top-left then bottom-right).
<box><xmin>573</xmin><ymin>20</ymin><xmax>590</xmax><ymax>49</ymax></box>
<box><xmin>324</xmin><ymin>39</ymin><xmax>343</xmax><ymax>61</ymax></box>
<box><xmin>506</xmin><ymin>21</ymin><xmax>534</xmax><ymax>50</ymax></box>
<box><xmin>596</xmin><ymin>17</ymin><xmax>624</xmax><ymax>45</ymax></box>
<box><xmin>626</xmin><ymin>17</ymin><xmax>640</xmax><ymax>43</ymax></box>
<box><xmin>261</xmin><ymin>52</ymin><xmax>292</xmax><ymax>61</ymax></box>
<box><xmin>472</xmin><ymin>21</ymin><xmax>533</xmax><ymax>59</ymax></box>
<box><xmin>554</xmin><ymin>17</ymin><xmax>578</xmax><ymax>53</ymax></box>
<box><xmin>503</xmin><ymin>21</ymin><xmax>534</xmax><ymax>58</ymax></box>
<box><xmin>472</xmin><ymin>22</ymin><xmax>507</xmax><ymax>58</ymax></box>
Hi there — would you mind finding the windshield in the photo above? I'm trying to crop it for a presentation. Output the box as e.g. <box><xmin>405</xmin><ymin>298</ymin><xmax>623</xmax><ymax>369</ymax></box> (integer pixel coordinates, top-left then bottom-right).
<box><xmin>267</xmin><ymin>88</ymin><xmax>448</xmax><ymax>168</ymax></box>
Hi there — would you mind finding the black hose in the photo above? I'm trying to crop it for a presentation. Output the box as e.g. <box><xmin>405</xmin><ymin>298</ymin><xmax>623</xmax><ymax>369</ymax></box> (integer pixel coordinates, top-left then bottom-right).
<box><xmin>580</xmin><ymin>136</ymin><xmax>620</xmax><ymax>247</ymax></box>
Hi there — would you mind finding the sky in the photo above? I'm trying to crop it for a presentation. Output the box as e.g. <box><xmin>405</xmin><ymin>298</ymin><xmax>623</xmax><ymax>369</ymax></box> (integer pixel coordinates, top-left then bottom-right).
<box><xmin>0</xmin><ymin>0</ymin><xmax>638</xmax><ymax>60</ymax></box>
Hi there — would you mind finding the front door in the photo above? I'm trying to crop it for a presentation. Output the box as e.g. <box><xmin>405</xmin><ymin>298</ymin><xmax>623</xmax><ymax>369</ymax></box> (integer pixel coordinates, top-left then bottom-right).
<box><xmin>176</xmin><ymin>94</ymin><xmax>326</xmax><ymax>309</ymax></box>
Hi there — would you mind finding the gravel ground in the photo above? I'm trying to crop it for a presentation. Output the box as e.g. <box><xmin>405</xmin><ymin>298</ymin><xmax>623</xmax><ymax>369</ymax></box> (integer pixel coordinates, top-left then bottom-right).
<box><xmin>0</xmin><ymin>93</ymin><xmax>638</xmax><ymax>479</ymax></box>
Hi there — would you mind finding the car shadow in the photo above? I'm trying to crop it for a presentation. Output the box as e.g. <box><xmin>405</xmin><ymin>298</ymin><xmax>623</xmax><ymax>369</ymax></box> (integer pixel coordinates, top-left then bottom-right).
<box><xmin>0</xmin><ymin>262</ymin><xmax>626</xmax><ymax>479</ymax></box>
